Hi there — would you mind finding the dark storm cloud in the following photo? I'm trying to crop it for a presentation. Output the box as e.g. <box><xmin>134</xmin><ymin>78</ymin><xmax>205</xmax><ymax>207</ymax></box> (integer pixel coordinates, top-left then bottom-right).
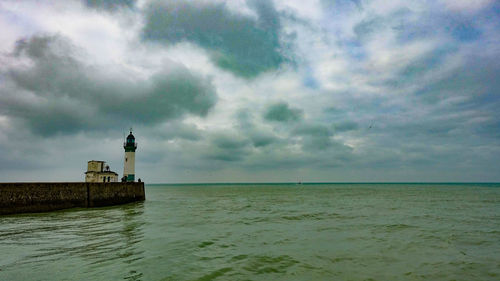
<box><xmin>291</xmin><ymin>123</ymin><xmax>335</xmax><ymax>151</ymax></box>
<box><xmin>235</xmin><ymin>108</ymin><xmax>278</xmax><ymax>147</ymax></box>
<box><xmin>263</xmin><ymin>102</ymin><xmax>303</xmax><ymax>122</ymax></box>
<box><xmin>0</xmin><ymin>34</ymin><xmax>217</xmax><ymax>136</ymax></box>
<box><xmin>107</xmin><ymin>68</ymin><xmax>217</xmax><ymax>122</ymax></box>
<box><xmin>142</xmin><ymin>0</ymin><xmax>290</xmax><ymax>78</ymax></box>
<box><xmin>292</xmin><ymin>123</ymin><xmax>332</xmax><ymax>137</ymax></box>
<box><xmin>150</xmin><ymin>122</ymin><xmax>203</xmax><ymax>141</ymax></box>
<box><xmin>204</xmin><ymin>133</ymin><xmax>251</xmax><ymax>162</ymax></box>
<box><xmin>232</xmin><ymin>107</ymin><xmax>352</xmax><ymax>165</ymax></box>
<box><xmin>235</xmin><ymin>107</ymin><xmax>350</xmax><ymax>161</ymax></box>
<box><xmin>333</xmin><ymin>121</ymin><xmax>359</xmax><ymax>132</ymax></box>
<box><xmin>83</xmin><ymin>0</ymin><xmax>136</xmax><ymax>10</ymax></box>
<box><xmin>249</xmin><ymin>131</ymin><xmax>277</xmax><ymax>147</ymax></box>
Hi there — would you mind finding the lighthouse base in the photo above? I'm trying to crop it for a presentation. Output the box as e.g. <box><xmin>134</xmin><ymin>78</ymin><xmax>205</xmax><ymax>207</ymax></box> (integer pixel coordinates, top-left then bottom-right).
<box><xmin>125</xmin><ymin>174</ymin><xmax>135</xmax><ymax>182</ymax></box>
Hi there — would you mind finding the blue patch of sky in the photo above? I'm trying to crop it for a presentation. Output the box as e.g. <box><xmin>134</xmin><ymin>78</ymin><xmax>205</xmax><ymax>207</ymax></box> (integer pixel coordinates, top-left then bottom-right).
<box><xmin>333</xmin><ymin>0</ymin><xmax>361</xmax><ymax>11</ymax></box>
<box><xmin>489</xmin><ymin>2</ymin><xmax>500</xmax><ymax>18</ymax></box>
<box><xmin>395</xmin><ymin>10</ymin><xmax>482</xmax><ymax>43</ymax></box>
<box><xmin>321</xmin><ymin>0</ymin><xmax>361</xmax><ymax>15</ymax></box>
<box><xmin>447</xmin><ymin>21</ymin><xmax>481</xmax><ymax>42</ymax></box>
<box><xmin>343</xmin><ymin>39</ymin><xmax>366</xmax><ymax>60</ymax></box>
<box><xmin>303</xmin><ymin>75</ymin><xmax>319</xmax><ymax>90</ymax></box>
<box><xmin>301</xmin><ymin>65</ymin><xmax>320</xmax><ymax>89</ymax></box>
<box><xmin>394</xmin><ymin>21</ymin><xmax>435</xmax><ymax>44</ymax></box>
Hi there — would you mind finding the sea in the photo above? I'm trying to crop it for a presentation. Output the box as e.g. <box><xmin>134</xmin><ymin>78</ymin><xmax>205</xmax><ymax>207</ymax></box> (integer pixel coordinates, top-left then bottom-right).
<box><xmin>0</xmin><ymin>183</ymin><xmax>499</xmax><ymax>281</ymax></box>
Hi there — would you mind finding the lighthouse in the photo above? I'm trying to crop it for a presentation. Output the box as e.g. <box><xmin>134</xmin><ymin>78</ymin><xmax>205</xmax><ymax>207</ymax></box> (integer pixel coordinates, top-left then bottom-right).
<box><xmin>123</xmin><ymin>129</ymin><xmax>137</xmax><ymax>182</ymax></box>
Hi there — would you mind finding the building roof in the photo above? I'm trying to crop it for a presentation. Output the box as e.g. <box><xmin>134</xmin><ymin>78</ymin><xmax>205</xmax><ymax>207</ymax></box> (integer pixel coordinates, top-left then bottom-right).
<box><xmin>85</xmin><ymin>171</ymin><xmax>118</xmax><ymax>175</ymax></box>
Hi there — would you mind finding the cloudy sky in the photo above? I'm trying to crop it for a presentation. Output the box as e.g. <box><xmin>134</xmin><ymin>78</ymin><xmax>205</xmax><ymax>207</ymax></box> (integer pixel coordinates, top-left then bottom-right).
<box><xmin>1</xmin><ymin>0</ymin><xmax>499</xmax><ymax>183</ymax></box>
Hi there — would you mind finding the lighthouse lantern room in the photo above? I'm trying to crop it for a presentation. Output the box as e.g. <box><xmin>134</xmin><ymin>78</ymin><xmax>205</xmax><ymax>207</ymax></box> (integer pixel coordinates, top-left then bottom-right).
<box><xmin>123</xmin><ymin>129</ymin><xmax>137</xmax><ymax>182</ymax></box>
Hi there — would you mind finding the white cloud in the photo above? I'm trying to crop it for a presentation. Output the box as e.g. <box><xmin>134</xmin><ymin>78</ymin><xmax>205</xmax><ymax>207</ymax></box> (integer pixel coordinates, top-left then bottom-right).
<box><xmin>439</xmin><ymin>0</ymin><xmax>494</xmax><ymax>12</ymax></box>
<box><xmin>275</xmin><ymin>0</ymin><xmax>323</xmax><ymax>22</ymax></box>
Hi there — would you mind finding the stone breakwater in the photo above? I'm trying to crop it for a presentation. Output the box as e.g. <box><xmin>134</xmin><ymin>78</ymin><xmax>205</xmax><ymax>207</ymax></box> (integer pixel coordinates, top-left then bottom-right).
<box><xmin>0</xmin><ymin>182</ymin><xmax>145</xmax><ymax>215</ymax></box>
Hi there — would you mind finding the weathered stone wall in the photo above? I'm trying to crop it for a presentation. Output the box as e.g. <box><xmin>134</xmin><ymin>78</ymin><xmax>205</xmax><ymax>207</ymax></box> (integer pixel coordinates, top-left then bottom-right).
<box><xmin>0</xmin><ymin>182</ymin><xmax>145</xmax><ymax>215</ymax></box>
<box><xmin>88</xmin><ymin>182</ymin><xmax>145</xmax><ymax>207</ymax></box>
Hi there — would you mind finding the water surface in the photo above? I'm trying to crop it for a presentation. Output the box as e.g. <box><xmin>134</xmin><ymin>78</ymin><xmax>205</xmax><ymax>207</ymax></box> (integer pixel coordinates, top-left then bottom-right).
<box><xmin>1</xmin><ymin>183</ymin><xmax>499</xmax><ymax>280</ymax></box>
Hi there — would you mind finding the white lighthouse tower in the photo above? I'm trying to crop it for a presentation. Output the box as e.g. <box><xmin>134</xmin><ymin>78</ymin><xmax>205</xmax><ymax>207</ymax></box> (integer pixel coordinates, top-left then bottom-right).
<box><xmin>123</xmin><ymin>129</ymin><xmax>137</xmax><ymax>182</ymax></box>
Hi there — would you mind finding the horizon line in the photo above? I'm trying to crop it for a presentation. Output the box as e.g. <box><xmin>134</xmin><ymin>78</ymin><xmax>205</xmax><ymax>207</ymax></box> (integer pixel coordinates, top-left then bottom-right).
<box><xmin>146</xmin><ymin>181</ymin><xmax>500</xmax><ymax>185</ymax></box>
<box><xmin>1</xmin><ymin>181</ymin><xmax>499</xmax><ymax>185</ymax></box>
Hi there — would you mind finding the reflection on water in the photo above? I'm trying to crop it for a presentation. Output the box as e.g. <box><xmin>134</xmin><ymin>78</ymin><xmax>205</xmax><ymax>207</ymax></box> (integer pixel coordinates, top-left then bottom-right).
<box><xmin>0</xmin><ymin>202</ymin><xmax>145</xmax><ymax>281</ymax></box>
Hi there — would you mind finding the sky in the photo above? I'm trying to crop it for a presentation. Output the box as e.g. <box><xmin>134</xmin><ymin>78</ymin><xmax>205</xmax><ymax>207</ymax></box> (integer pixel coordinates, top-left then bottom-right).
<box><xmin>0</xmin><ymin>0</ymin><xmax>499</xmax><ymax>183</ymax></box>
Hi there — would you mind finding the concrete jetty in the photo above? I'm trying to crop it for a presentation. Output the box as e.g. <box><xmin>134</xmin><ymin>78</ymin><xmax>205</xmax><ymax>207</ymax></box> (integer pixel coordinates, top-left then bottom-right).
<box><xmin>0</xmin><ymin>182</ymin><xmax>145</xmax><ymax>215</ymax></box>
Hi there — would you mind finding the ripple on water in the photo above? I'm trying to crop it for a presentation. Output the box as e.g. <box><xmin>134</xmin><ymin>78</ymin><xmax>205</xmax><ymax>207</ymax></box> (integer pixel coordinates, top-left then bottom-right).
<box><xmin>230</xmin><ymin>254</ymin><xmax>248</xmax><ymax>261</ymax></box>
<box><xmin>383</xmin><ymin>224</ymin><xmax>417</xmax><ymax>232</ymax></box>
<box><xmin>242</xmin><ymin>255</ymin><xmax>299</xmax><ymax>274</ymax></box>
<box><xmin>280</xmin><ymin>212</ymin><xmax>346</xmax><ymax>221</ymax></box>
<box><xmin>198</xmin><ymin>241</ymin><xmax>215</xmax><ymax>248</ymax></box>
<box><xmin>194</xmin><ymin>267</ymin><xmax>233</xmax><ymax>281</ymax></box>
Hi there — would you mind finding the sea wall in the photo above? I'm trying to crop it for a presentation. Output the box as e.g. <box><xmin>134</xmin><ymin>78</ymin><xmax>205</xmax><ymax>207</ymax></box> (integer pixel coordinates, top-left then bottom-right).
<box><xmin>0</xmin><ymin>182</ymin><xmax>145</xmax><ymax>215</ymax></box>
<box><xmin>87</xmin><ymin>182</ymin><xmax>145</xmax><ymax>207</ymax></box>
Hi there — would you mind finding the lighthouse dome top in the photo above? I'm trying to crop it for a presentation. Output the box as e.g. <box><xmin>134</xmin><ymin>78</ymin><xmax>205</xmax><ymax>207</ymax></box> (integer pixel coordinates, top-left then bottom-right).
<box><xmin>127</xmin><ymin>131</ymin><xmax>135</xmax><ymax>141</ymax></box>
<box><xmin>124</xmin><ymin>129</ymin><xmax>137</xmax><ymax>152</ymax></box>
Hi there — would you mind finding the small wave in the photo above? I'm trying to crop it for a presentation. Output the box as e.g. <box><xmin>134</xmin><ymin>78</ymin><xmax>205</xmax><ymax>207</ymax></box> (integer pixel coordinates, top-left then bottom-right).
<box><xmin>281</xmin><ymin>212</ymin><xmax>341</xmax><ymax>221</ymax></box>
<box><xmin>247</xmin><ymin>216</ymin><xmax>272</xmax><ymax>223</ymax></box>
<box><xmin>242</xmin><ymin>255</ymin><xmax>299</xmax><ymax>274</ymax></box>
<box><xmin>315</xmin><ymin>255</ymin><xmax>355</xmax><ymax>264</ymax></box>
<box><xmin>124</xmin><ymin>270</ymin><xmax>143</xmax><ymax>281</ymax></box>
<box><xmin>230</xmin><ymin>254</ymin><xmax>248</xmax><ymax>261</ymax></box>
<box><xmin>383</xmin><ymin>224</ymin><xmax>416</xmax><ymax>230</ymax></box>
<box><xmin>194</xmin><ymin>267</ymin><xmax>232</xmax><ymax>281</ymax></box>
<box><xmin>198</xmin><ymin>241</ymin><xmax>215</xmax><ymax>248</ymax></box>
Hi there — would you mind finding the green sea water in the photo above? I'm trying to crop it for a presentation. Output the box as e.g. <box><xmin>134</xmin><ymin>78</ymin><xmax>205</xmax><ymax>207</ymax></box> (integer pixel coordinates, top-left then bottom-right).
<box><xmin>1</xmin><ymin>183</ymin><xmax>499</xmax><ymax>280</ymax></box>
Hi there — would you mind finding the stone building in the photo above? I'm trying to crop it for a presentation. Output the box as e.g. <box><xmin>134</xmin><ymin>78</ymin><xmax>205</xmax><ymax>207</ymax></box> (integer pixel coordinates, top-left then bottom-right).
<box><xmin>85</xmin><ymin>160</ymin><xmax>118</xmax><ymax>183</ymax></box>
